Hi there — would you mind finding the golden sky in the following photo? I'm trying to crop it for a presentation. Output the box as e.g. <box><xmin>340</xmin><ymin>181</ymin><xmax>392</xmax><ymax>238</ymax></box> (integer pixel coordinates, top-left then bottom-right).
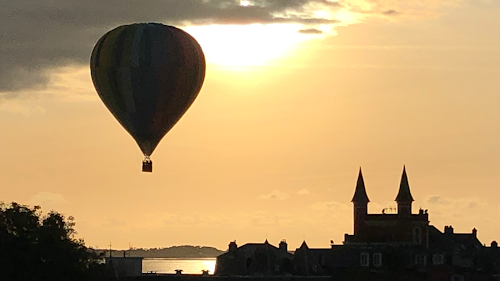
<box><xmin>1</xmin><ymin>0</ymin><xmax>500</xmax><ymax>251</ymax></box>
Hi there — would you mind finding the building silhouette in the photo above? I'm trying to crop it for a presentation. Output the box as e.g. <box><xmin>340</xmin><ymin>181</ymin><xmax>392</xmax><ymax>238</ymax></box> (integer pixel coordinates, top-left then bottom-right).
<box><xmin>215</xmin><ymin>167</ymin><xmax>500</xmax><ymax>280</ymax></box>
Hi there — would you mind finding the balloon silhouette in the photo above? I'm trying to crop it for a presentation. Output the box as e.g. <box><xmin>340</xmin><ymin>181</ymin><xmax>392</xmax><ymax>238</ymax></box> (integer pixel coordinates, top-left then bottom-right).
<box><xmin>90</xmin><ymin>23</ymin><xmax>206</xmax><ymax>172</ymax></box>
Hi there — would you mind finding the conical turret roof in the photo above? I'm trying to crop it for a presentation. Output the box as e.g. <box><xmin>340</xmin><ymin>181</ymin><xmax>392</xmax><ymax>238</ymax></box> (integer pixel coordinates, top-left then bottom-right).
<box><xmin>351</xmin><ymin>167</ymin><xmax>370</xmax><ymax>204</ymax></box>
<box><xmin>395</xmin><ymin>165</ymin><xmax>414</xmax><ymax>202</ymax></box>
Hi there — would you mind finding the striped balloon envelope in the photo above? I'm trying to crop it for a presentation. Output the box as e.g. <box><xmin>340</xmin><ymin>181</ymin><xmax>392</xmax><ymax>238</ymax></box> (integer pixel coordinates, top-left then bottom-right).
<box><xmin>90</xmin><ymin>23</ymin><xmax>206</xmax><ymax>172</ymax></box>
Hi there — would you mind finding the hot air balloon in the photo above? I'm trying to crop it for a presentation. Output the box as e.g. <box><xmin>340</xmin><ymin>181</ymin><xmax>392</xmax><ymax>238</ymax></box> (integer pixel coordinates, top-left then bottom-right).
<box><xmin>90</xmin><ymin>23</ymin><xmax>206</xmax><ymax>172</ymax></box>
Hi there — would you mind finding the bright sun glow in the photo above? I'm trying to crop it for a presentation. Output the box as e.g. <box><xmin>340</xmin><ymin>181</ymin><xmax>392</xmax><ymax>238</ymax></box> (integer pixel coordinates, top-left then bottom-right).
<box><xmin>240</xmin><ymin>0</ymin><xmax>250</xmax><ymax>7</ymax></box>
<box><xmin>335</xmin><ymin>10</ymin><xmax>360</xmax><ymax>24</ymax></box>
<box><xmin>185</xmin><ymin>24</ymin><xmax>316</xmax><ymax>69</ymax></box>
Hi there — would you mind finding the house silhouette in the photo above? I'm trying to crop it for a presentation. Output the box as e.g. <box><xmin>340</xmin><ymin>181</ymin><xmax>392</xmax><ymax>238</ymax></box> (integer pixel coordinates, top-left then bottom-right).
<box><xmin>215</xmin><ymin>167</ymin><xmax>500</xmax><ymax>280</ymax></box>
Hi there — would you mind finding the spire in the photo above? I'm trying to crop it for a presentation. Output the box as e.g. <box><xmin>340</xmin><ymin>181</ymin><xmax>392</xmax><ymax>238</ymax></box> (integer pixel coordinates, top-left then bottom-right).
<box><xmin>300</xmin><ymin>240</ymin><xmax>309</xmax><ymax>249</ymax></box>
<box><xmin>351</xmin><ymin>167</ymin><xmax>370</xmax><ymax>204</ymax></box>
<box><xmin>395</xmin><ymin>165</ymin><xmax>414</xmax><ymax>202</ymax></box>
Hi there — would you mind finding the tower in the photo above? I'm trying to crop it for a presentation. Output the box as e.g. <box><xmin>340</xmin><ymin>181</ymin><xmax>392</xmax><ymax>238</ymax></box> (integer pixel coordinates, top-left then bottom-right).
<box><xmin>395</xmin><ymin>165</ymin><xmax>414</xmax><ymax>217</ymax></box>
<box><xmin>351</xmin><ymin>167</ymin><xmax>370</xmax><ymax>234</ymax></box>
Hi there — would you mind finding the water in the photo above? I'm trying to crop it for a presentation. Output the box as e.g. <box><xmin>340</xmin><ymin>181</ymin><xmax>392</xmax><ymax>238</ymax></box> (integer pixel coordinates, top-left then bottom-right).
<box><xmin>142</xmin><ymin>258</ymin><xmax>216</xmax><ymax>274</ymax></box>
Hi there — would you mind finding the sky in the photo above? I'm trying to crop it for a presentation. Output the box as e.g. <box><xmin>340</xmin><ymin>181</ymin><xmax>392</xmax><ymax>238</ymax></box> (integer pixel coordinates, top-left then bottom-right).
<box><xmin>1</xmin><ymin>0</ymin><xmax>500</xmax><ymax>251</ymax></box>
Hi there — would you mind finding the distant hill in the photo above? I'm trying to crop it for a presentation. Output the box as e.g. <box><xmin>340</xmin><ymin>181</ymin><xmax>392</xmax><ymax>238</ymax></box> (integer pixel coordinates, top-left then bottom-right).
<box><xmin>97</xmin><ymin>245</ymin><xmax>225</xmax><ymax>258</ymax></box>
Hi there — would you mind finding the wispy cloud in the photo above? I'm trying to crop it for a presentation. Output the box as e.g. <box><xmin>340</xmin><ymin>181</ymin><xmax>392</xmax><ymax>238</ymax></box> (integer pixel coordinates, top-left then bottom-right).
<box><xmin>297</xmin><ymin>189</ymin><xmax>310</xmax><ymax>195</ymax></box>
<box><xmin>28</xmin><ymin>192</ymin><xmax>68</xmax><ymax>206</ymax></box>
<box><xmin>260</xmin><ymin>190</ymin><xmax>290</xmax><ymax>200</ymax></box>
<box><xmin>0</xmin><ymin>102</ymin><xmax>46</xmax><ymax>117</ymax></box>
<box><xmin>310</xmin><ymin>201</ymin><xmax>349</xmax><ymax>213</ymax></box>
<box><xmin>421</xmin><ymin>195</ymin><xmax>497</xmax><ymax>234</ymax></box>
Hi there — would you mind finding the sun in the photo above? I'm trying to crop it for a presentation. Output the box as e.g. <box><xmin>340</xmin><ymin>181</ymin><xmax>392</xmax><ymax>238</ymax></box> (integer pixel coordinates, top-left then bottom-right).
<box><xmin>184</xmin><ymin>24</ymin><xmax>316</xmax><ymax>69</ymax></box>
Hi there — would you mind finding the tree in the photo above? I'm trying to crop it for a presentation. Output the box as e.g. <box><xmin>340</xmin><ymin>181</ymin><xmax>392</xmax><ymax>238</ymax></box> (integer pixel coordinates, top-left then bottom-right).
<box><xmin>0</xmin><ymin>202</ymin><xmax>115</xmax><ymax>281</ymax></box>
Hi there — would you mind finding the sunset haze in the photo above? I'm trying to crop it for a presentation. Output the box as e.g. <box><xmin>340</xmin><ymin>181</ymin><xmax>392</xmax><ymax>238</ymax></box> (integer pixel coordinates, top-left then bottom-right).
<box><xmin>1</xmin><ymin>0</ymin><xmax>499</xmax><ymax>251</ymax></box>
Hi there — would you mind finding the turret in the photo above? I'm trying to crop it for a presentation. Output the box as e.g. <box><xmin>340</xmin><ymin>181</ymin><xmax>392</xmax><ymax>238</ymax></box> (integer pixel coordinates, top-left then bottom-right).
<box><xmin>351</xmin><ymin>167</ymin><xmax>370</xmax><ymax>234</ymax></box>
<box><xmin>395</xmin><ymin>166</ymin><xmax>414</xmax><ymax>217</ymax></box>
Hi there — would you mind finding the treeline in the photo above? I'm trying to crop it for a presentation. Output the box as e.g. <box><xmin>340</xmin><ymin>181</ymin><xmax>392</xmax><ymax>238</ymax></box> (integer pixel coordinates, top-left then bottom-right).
<box><xmin>0</xmin><ymin>202</ymin><xmax>115</xmax><ymax>281</ymax></box>
<box><xmin>100</xmin><ymin>245</ymin><xmax>225</xmax><ymax>258</ymax></box>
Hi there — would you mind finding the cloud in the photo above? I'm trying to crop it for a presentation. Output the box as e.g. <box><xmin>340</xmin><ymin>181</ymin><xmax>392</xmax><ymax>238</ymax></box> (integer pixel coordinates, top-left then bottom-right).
<box><xmin>297</xmin><ymin>189</ymin><xmax>310</xmax><ymax>195</ymax></box>
<box><xmin>346</xmin><ymin>0</ymin><xmax>462</xmax><ymax>17</ymax></box>
<box><xmin>0</xmin><ymin>0</ymin><xmax>467</xmax><ymax>96</ymax></box>
<box><xmin>260</xmin><ymin>190</ymin><xmax>289</xmax><ymax>200</ymax></box>
<box><xmin>298</xmin><ymin>28</ymin><xmax>323</xmax><ymax>34</ymax></box>
<box><xmin>421</xmin><ymin>195</ymin><xmax>497</xmax><ymax>233</ymax></box>
<box><xmin>310</xmin><ymin>201</ymin><xmax>349</xmax><ymax>212</ymax></box>
<box><xmin>425</xmin><ymin>195</ymin><xmax>486</xmax><ymax>210</ymax></box>
<box><xmin>427</xmin><ymin>195</ymin><xmax>449</xmax><ymax>205</ymax></box>
<box><xmin>28</xmin><ymin>192</ymin><xmax>68</xmax><ymax>206</ymax></box>
<box><xmin>382</xmin><ymin>10</ymin><xmax>398</xmax><ymax>15</ymax></box>
<box><xmin>0</xmin><ymin>0</ymin><xmax>345</xmax><ymax>95</ymax></box>
<box><xmin>0</xmin><ymin>102</ymin><xmax>46</xmax><ymax>117</ymax></box>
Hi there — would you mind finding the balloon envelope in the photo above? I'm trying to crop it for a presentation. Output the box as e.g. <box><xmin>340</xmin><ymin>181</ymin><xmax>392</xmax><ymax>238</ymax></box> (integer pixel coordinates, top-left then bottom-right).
<box><xmin>90</xmin><ymin>23</ymin><xmax>206</xmax><ymax>156</ymax></box>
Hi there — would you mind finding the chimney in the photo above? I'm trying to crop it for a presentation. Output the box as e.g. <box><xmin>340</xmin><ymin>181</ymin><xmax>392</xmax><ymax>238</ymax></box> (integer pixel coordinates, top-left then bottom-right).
<box><xmin>491</xmin><ymin>241</ymin><xmax>498</xmax><ymax>248</ymax></box>
<box><xmin>472</xmin><ymin>228</ymin><xmax>477</xmax><ymax>237</ymax></box>
<box><xmin>444</xmin><ymin>225</ymin><xmax>454</xmax><ymax>235</ymax></box>
<box><xmin>228</xmin><ymin>241</ymin><xmax>237</xmax><ymax>252</ymax></box>
<box><xmin>279</xmin><ymin>239</ymin><xmax>288</xmax><ymax>252</ymax></box>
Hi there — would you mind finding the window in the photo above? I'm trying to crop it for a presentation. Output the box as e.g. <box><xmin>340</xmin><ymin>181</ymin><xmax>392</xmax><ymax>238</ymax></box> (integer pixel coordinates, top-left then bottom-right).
<box><xmin>360</xmin><ymin>252</ymin><xmax>369</xmax><ymax>267</ymax></box>
<box><xmin>373</xmin><ymin>253</ymin><xmax>382</xmax><ymax>267</ymax></box>
<box><xmin>413</xmin><ymin>227</ymin><xmax>422</xmax><ymax>245</ymax></box>
<box><xmin>415</xmin><ymin>254</ymin><xmax>427</xmax><ymax>266</ymax></box>
<box><xmin>432</xmin><ymin>254</ymin><xmax>444</xmax><ymax>265</ymax></box>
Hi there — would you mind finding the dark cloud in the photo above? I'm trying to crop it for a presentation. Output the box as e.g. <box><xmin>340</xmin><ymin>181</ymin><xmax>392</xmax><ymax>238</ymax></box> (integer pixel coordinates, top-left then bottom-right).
<box><xmin>0</xmin><ymin>0</ymin><xmax>342</xmax><ymax>95</ymax></box>
<box><xmin>298</xmin><ymin>28</ymin><xmax>323</xmax><ymax>34</ymax></box>
<box><xmin>382</xmin><ymin>10</ymin><xmax>398</xmax><ymax>15</ymax></box>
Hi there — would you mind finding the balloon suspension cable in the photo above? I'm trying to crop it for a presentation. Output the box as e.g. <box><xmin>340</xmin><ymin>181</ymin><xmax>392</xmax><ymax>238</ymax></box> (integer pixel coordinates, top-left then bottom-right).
<box><xmin>142</xmin><ymin>155</ymin><xmax>153</xmax><ymax>173</ymax></box>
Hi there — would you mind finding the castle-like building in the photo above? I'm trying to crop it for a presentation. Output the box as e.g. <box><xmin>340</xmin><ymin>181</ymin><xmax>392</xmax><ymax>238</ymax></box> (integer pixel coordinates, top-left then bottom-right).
<box><xmin>347</xmin><ymin>166</ymin><xmax>429</xmax><ymax>246</ymax></box>
<box><xmin>215</xmin><ymin>167</ymin><xmax>500</xmax><ymax>280</ymax></box>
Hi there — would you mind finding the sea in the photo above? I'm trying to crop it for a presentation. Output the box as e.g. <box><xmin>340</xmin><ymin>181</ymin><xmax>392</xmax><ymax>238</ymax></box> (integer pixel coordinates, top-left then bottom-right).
<box><xmin>142</xmin><ymin>258</ymin><xmax>216</xmax><ymax>275</ymax></box>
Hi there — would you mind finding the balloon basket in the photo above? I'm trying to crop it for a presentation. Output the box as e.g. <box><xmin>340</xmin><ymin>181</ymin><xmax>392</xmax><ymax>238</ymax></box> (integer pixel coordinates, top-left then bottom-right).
<box><xmin>142</xmin><ymin>158</ymin><xmax>153</xmax><ymax>173</ymax></box>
